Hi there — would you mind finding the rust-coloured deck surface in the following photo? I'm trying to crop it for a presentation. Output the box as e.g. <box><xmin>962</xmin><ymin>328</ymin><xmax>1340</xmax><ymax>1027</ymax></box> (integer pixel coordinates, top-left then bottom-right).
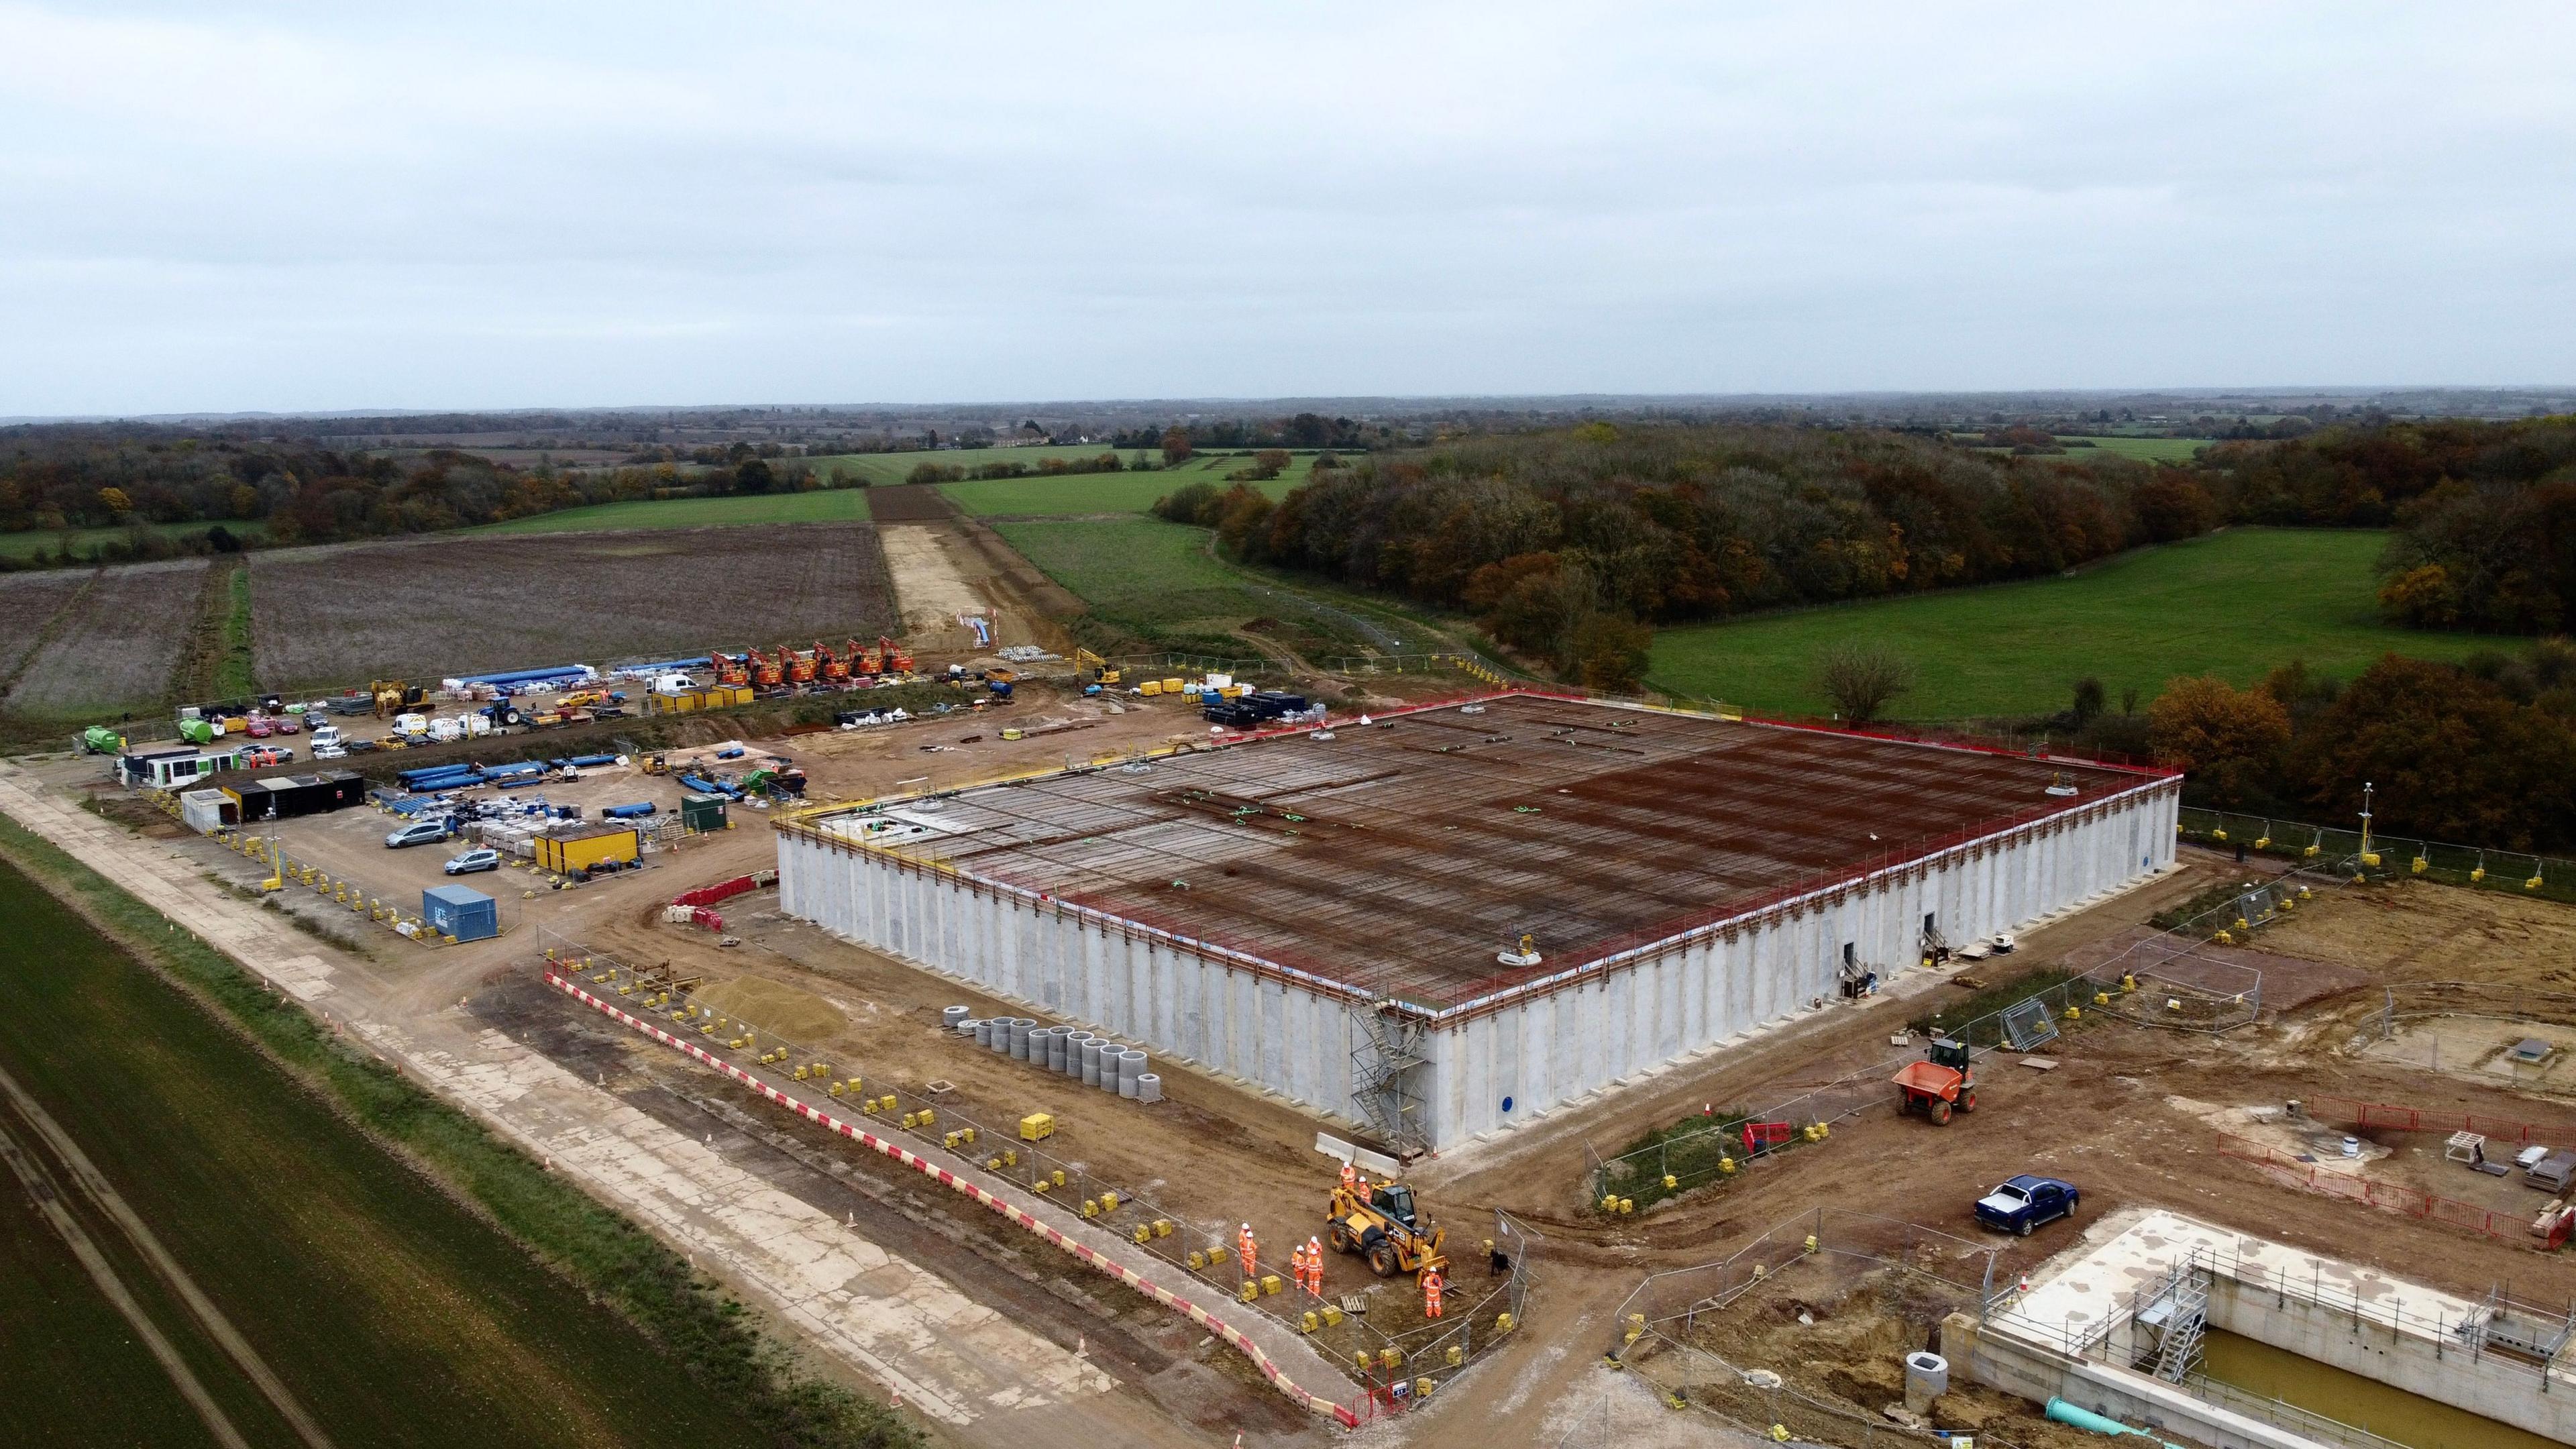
<box><xmin>833</xmin><ymin>696</ymin><xmax>2157</xmax><ymax>1008</ymax></box>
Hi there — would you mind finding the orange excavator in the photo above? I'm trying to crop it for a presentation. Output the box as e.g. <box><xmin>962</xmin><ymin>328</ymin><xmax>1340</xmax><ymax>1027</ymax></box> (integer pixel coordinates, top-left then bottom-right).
<box><xmin>816</xmin><ymin>640</ymin><xmax>850</xmax><ymax>683</ymax></box>
<box><xmin>784</xmin><ymin>645</ymin><xmax>818</xmax><ymax>686</ymax></box>
<box><xmin>749</xmin><ymin>648</ymin><xmax>784</xmax><ymax>690</ymax></box>
<box><xmin>855</xmin><ymin>639</ymin><xmax>884</xmax><ymax>676</ymax></box>
<box><xmin>879</xmin><ymin>634</ymin><xmax>915</xmax><ymax>674</ymax></box>
<box><xmin>711</xmin><ymin>651</ymin><xmax>749</xmax><ymax>688</ymax></box>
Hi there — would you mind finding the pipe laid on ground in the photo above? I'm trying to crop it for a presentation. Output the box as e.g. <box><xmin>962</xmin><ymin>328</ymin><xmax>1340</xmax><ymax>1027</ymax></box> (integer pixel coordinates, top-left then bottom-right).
<box><xmin>2045</xmin><ymin>1398</ymin><xmax>2184</xmax><ymax>1447</ymax></box>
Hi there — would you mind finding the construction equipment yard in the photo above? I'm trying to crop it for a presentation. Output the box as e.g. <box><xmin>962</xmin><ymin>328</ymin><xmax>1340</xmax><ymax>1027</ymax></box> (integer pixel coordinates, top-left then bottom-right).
<box><xmin>12</xmin><ymin>673</ymin><xmax>2576</xmax><ymax>1449</ymax></box>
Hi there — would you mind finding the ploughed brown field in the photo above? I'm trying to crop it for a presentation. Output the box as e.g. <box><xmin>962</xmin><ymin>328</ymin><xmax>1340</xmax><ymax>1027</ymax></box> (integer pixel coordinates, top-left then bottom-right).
<box><xmin>2</xmin><ymin>559</ymin><xmax>207</xmax><ymax>719</ymax></box>
<box><xmin>246</xmin><ymin>523</ymin><xmax>900</xmax><ymax>690</ymax></box>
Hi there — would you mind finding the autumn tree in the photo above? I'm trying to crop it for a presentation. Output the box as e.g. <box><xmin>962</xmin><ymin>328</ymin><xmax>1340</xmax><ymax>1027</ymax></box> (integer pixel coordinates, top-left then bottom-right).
<box><xmin>2146</xmin><ymin>675</ymin><xmax>2290</xmax><ymax>806</ymax></box>
<box><xmin>1160</xmin><ymin>426</ymin><xmax>1193</xmax><ymax>467</ymax></box>
<box><xmin>1815</xmin><ymin>641</ymin><xmax>1915</xmax><ymax>724</ymax></box>
<box><xmin>2288</xmin><ymin>655</ymin><xmax>2576</xmax><ymax>849</ymax></box>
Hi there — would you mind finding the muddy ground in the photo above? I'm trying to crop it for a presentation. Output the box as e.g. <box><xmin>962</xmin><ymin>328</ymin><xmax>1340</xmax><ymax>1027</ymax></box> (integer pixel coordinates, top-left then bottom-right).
<box><xmin>62</xmin><ymin>667</ymin><xmax>2576</xmax><ymax>1449</ymax></box>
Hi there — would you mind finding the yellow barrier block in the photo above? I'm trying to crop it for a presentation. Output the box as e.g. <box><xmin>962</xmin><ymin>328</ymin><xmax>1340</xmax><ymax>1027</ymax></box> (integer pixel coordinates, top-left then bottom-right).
<box><xmin>1447</xmin><ymin>1345</ymin><xmax>1464</xmax><ymax>1367</ymax></box>
<box><xmin>1187</xmin><ymin>1250</ymin><xmax>1206</xmax><ymax>1270</ymax></box>
<box><xmin>1260</xmin><ymin>1274</ymin><xmax>1281</xmax><ymax>1296</ymax></box>
<box><xmin>1301</xmin><ymin>1311</ymin><xmax>1319</xmax><ymax>1333</ymax></box>
<box><xmin>1098</xmin><ymin>1189</ymin><xmax>1118</xmax><ymax>1213</ymax></box>
<box><xmin>1132</xmin><ymin>1224</ymin><xmax>1152</xmax><ymax>1244</ymax></box>
<box><xmin>1151</xmin><ymin>1218</ymin><xmax>1171</xmax><ymax>1238</ymax></box>
<box><xmin>1081</xmin><ymin>1198</ymin><xmax>1099</xmax><ymax>1218</ymax></box>
<box><xmin>915</xmin><ymin>1108</ymin><xmax>933</xmax><ymax>1127</ymax></box>
<box><xmin>1239</xmin><ymin>1282</ymin><xmax>1260</xmax><ymax>1303</ymax></box>
<box><xmin>1379</xmin><ymin>1348</ymin><xmax>1402</xmax><ymax>1370</ymax></box>
<box><xmin>1320</xmin><ymin>1304</ymin><xmax>1344</xmax><ymax>1327</ymax></box>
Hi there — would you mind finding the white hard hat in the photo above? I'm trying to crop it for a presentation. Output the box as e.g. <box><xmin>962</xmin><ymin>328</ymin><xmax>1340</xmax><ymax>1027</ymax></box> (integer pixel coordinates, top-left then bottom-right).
<box><xmin>1242</xmin><ymin>1222</ymin><xmax>1251</xmax><ymax>1230</ymax></box>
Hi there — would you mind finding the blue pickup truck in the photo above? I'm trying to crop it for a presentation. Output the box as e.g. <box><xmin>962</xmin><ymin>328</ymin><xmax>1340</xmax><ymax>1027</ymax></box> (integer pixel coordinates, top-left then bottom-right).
<box><xmin>1976</xmin><ymin>1175</ymin><xmax>2080</xmax><ymax>1236</ymax></box>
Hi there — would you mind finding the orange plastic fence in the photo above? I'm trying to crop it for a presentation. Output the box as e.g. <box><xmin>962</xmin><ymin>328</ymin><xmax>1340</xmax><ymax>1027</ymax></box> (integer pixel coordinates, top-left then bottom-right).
<box><xmin>2216</xmin><ymin>1132</ymin><xmax>2517</xmax><ymax>1241</ymax></box>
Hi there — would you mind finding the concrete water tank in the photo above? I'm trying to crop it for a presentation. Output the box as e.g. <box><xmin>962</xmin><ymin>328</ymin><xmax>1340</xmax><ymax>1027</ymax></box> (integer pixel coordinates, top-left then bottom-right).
<box><xmin>1079</xmin><ymin>1039</ymin><xmax>1104</xmax><ymax>1087</ymax></box>
<box><xmin>1903</xmin><ymin>1352</ymin><xmax>1948</xmax><ymax>1415</ymax></box>
<box><xmin>1009</xmin><ymin>1019</ymin><xmax>1032</xmax><ymax>1061</ymax></box>
<box><xmin>1114</xmin><ymin>1049</ymin><xmax>1142</xmax><ymax>1095</ymax></box>
<box><xmin>973</xmin><ymin>1018</ymin><xmax>994</xmax><ymax>1049</ymax></box>
<box><xmin>1040</xmin><ymin>1028</ymin><xmax>1066</xmax><ymax>1073</ymax></box>
<box><xmin>1136</xmin><ymin>1073</ymin><xmax>1162</xmax><ymax>1104</ymax></box>
<box><xmin>1060</xmin><ymin>1030</ymin><xmax>1089</xmax><ymax>1076</ymax></box>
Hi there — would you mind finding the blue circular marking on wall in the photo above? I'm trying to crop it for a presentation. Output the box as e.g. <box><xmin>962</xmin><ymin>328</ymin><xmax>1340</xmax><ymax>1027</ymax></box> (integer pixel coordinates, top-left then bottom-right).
<box><xmin>1501</xmin><ymin>1095</ymin><xmax>1515</xmax><ymax>1114</ymax></box>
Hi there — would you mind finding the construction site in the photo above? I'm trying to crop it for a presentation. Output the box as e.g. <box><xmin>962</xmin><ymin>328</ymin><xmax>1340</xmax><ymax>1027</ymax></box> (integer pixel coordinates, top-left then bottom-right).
<box><xmin>17</xmin><ymin>640</ymin><xmax>2576</xmax><ymax>1449</ymax></box>
<box><xmin>775</xmin><ymin>694</ymin><xmax>2181</xmax><ymax>1155</ymax></box>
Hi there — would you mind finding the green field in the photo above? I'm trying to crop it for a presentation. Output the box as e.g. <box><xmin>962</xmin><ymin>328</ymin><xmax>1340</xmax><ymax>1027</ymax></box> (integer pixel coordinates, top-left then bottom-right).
<box><xmin>1645</xmin><ymin>527</ymin><xmax>2499</xmax><ymax>719</ymax></box>
<box><xmin>0</xmin><ymin>519</ymin><xmax>264</xmax><ymax>562</ymax></box>
<box><xmin>0</xmin><ymin>834</ymin><xmax>908</xmax><ymax>1449</ymax></box>
<box><xmin>996</xmin><ymin>515</ymin><xmax>1416</xmax><ymax>661</ymax></box>
<box><xmin>0</xmin><ymin>856</ymin><xmax>788</xmax><ymax>1448</ymax></box>
<box><xmin>938</xmin><ymin>452</ymin><xmax>1324</xmax><ymax>518</ymax></box>
<box><xmin>2055</xmin><ymin>435</ymin><xmax>2214</xmax><ymax>462</ymax></box>
<box><xmin>474</xmin><ymin>487</ymin><xmax>871</xmax><ymax>534</ymax></box>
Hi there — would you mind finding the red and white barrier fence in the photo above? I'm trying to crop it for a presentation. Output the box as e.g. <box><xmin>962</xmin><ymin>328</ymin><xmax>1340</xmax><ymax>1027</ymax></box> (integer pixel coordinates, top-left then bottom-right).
<box><xmin>545</xmin><ymin>970</ymin><xmax>1361</xmax><ymax>1428</ymax></box>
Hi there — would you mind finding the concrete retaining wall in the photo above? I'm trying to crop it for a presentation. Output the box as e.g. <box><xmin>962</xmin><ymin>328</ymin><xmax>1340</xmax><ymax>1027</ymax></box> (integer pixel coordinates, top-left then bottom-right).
<box><xmin>1942</xmin><ymin>1313</ymin><xmax>2318</xmax><ymax>1449</ymax></box>
<box><xmin>2212</xmin><ymin>1277</ymin><xmax>2576</xmax><ymax>1444</ymax></box>
<box><xmin>780</xmin><ymin>779</ymin><xmax>2179</xmax><ymax>1150</ymax></box>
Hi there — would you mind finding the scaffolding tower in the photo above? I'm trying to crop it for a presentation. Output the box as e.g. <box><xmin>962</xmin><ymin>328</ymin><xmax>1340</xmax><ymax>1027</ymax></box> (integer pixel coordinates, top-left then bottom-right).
<box><xmin>2131</xmin><ymin>1258</ymin><xmax>2210</xmax><ymax>1383</ymax></box>
<box><xmin>1352</xmin><ymin>1001</ymin><xmax>1432</xmax><ymax>1161</ymax></box>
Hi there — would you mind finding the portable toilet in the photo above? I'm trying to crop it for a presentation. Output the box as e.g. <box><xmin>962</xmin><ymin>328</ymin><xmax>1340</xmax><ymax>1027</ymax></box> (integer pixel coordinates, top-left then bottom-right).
<box><xmin>421</xmin><ymin>884</ymin><xmax>498</xmax><ymax>943</ymax></box>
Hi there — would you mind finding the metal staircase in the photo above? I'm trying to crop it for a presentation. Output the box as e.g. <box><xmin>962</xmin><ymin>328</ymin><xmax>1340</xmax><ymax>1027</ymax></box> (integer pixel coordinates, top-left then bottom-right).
<box><xmin>1352</xmin><ymin>1002</ymin><xmax>1432</xmax><ymax>1161</ymax></box>
<box><xmin>2133</xmin><ymin>1258</ymin><xmax>2210</xmax><ymax>1383</ymax></box>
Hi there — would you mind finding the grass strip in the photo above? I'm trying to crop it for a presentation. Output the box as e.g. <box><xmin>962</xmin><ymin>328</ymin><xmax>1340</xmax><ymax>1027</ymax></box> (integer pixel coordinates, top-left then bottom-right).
<box><xmin>1908</xmin><ymin>965</ymin><xmax>2077</xmax><ymax>1039</ymax></box>
<box><xmin>214</xmin><ymin>564</ymin><xmax>257</xmax><ymax>698</ymax></box>
<box><xmin>0</xmin><ymin>812</ymin><xmax>923</xmax><ymax>1449</ymax></box>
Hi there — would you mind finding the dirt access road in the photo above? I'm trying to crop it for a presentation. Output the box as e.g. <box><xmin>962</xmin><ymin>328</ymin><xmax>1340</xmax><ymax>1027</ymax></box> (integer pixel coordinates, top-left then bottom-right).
<box><xmin>872</xmin><ymin>485</ymin><xmax>1085</xmax><ymax>659</ymax></box>
<box><xmin>0</xmin><ymin>761</ymin><xmax>1337</xmax><ymax>1449</ymax></box>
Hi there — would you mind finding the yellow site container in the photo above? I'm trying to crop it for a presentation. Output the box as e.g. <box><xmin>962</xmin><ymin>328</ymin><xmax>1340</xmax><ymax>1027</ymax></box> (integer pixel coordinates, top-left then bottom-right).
<box><xmin>714</xmin><ymin>684</ymin><xmax>752</xmax><ymax>706</ymax></box>
<box><xmin>533</xmin><ymin>825</ymin><xmax>642</xmax><ymax>874</ymax></box>
<box><xmin>1018</xmin><ymin>1112</ymin><xmax>1055</xmax><ymax>1142</ymax></box>
<box><xmin>1138</xmin><ymin>680</ymin><xmax>1164</xmax><ymax>697</ymax></box>
<box><xmin>1161</xmin><ymin>677</ymin><xmax>1183</xmax><ymax>693</ymax></box>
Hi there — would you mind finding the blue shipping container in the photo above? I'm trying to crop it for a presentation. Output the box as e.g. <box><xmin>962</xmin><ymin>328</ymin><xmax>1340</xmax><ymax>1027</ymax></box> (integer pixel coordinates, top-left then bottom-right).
<box><xmin>421</xmin><ymin>885</ymin><xmax>498</xmax><ymax>943</ymax></box>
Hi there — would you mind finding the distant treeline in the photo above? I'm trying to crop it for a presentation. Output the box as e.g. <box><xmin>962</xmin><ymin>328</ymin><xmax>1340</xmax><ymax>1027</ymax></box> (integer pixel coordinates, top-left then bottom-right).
<box><xmin>0</xmin><ymin>439</ymin><xmax>857</xmax><ymax>567</ymax></box>
<box><xmin>904</xmin><ymin>452</ymin><xmax>1131</xmax><ymax>486</ymax></box>
<box><xmin>1112</xmin><ymin>412</ymin><xmax>1380</xmax><ymax>451</ymax></box>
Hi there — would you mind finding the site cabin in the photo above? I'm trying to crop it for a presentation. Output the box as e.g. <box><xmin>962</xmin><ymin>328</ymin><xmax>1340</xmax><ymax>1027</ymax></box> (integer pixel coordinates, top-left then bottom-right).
<box><xmin>180</xmin><ymin>788</ymin><xmax>240</xmax><ymax>835</ymax></box>
<box><xmin>533</xmin><ymin>824</ymin><xmax>641</xmax><ymax>875</ymax></box>
<box><xmin>121</xmin><ymin>747</ymin><xmax>241</xmax><ymax>790</ymax></box>
<box><xmin>225</xmin><ymin>771</ymin><xmax>367</xmax><ymax>822</ymax></box>
<box><xmin>421</xmin><ymin>885</ymin><xmax>499</xmax><ymax>943</ymax></box>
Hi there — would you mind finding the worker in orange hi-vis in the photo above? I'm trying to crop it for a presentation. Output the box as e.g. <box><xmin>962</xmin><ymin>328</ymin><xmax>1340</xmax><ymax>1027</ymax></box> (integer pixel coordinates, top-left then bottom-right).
<box><xmin>1238</xmin><ymin>1223</ymin><xmax>1257</xmax><ymax>1283</ymax></box>
<box><xmin>1339</xmin><ymin>1161</ymin><xmax>1356</xmax><ymax>1193</ymax></box>
<box><xmin>1421</xmin><ymin>1267</ymin><xmax>1445</xmax><ymax>1320</ymax></box>
<box><xmin>1288</xmin><ymin>1240</ymin><xmax>1307</xmax><ymax>1296</ymax></box>
<box><xmin>1306</xmin><ymin>1235</ymin><xmax>1325</xmax><ymax>1295</ymax></box>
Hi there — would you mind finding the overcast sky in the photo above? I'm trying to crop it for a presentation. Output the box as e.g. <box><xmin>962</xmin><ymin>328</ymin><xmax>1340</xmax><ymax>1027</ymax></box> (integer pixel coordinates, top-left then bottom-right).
<box><xmin>4</xmin><ymin>3</ymin><xmax>2572</xmax><ymax>415</ymax></box>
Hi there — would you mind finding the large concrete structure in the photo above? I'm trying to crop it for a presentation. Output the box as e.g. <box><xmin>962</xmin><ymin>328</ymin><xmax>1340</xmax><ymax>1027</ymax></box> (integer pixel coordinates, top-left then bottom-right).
<box><xmin>777</xmin><ymin>694</ymin><xmax>2179</xmax><ymax>1152</ymax></box>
